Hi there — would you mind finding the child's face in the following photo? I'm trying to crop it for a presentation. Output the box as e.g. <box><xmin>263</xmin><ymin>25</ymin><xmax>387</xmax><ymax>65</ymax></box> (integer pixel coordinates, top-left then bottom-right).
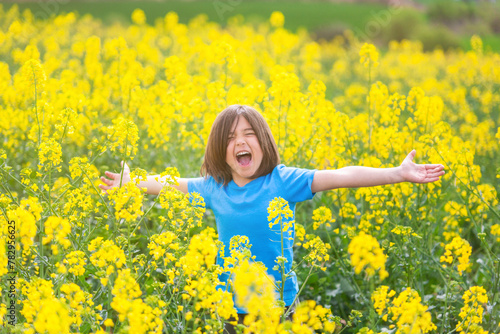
<box><xmin>226</xmin><ymin>116</ymin><xmax>263</xmax><ymax>187</ymax></box>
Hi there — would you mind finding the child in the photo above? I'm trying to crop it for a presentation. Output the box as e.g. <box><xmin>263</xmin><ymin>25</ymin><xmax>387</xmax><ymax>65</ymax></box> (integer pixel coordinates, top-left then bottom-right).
<box><xmin>99</xmin><ymin>104</ymin><xmax>445</xmax><ymax>331</ymax></box>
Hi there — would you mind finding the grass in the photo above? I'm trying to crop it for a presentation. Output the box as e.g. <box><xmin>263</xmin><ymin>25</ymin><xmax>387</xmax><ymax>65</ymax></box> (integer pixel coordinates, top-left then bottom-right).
<box><xmin>2</xmin><ymin>0</ymin><xmax>387</xmax><ymax>32</ymax></box>
<box><xmin>3</xmin><ymin>0</ymin><xmax>499</xmax><ymax>51</ymax></box>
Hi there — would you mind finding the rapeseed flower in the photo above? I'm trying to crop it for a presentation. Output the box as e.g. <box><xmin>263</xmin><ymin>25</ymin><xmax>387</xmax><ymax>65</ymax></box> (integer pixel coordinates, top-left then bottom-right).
<box><xmin>348</xmin><ymin>232</ymin><xmax>388</xmax><ymax>280</ymax></box>
<box><xmin>372</xmin><ymin>285</ymin><xmax>396</xmax><ymax>317</ymax></box>
<box><xmin>20</xmin><ymin>278</ymin><xmax>71</xmax><ymax>334</ymax></box>
<box><xmin>339</xmin><ymin>202</ymin><xmax>360</xmax><ymax>219</ymax></box>
<box><xmin>107</xmin><ymin>117</ymin><xmax>139</xmax><ymax>160</ymax></box>
<box><xmin>302</xmin><ymin>235</ymin><xmax>331</xmax><ymax>268</ymax></box>
<box><xmin>359</xmin><ymin>43</ymin><xmax>379</xmax><ymax>68</ymax></box>
<box><xmin>492</xmin><ymin>224</ymin><xmax>500</xmax><ymax>242</ymax></box>
<box><xmin>107</xmin><ymin>182</ymin><xmax>144</xmax><ymax>222</ymax></box>
<box><xmin>312</xmin><ymin>206</ymin><xmax>334</xmax><ymax>230</ymax></box>
<box><xmin>291</xmin><ymin>300</ymin><xmax>336</xmax><ymax>333</ymax></box>
<box><xmin>440</xmin><ymin>236</ymin><xmax>472</xmax><ymax>276</ymax></box>
<box><xmin>270</xmin><ymin>11</ymin><xmax>285</xmax><ymax>28</ymax></box>
<box><xmin>131</xmin><ymin>9</ymin><xmax>146</xmax><ymax>25</ymax></box>
<box><xmin>88</xmin><ymin>237</ymin><xmax>126</xmax><ymax>277</ymax></box>
<box><xmin>233</xmin><ymin>259</ymin><xmax>281</xmax><ymax>332</ymax></box>
<box><xmin>60</xmin><ymin>283</ymin><xmax>89</xmax><ymax>326</ymax></box>
<box><xmin>388</xmin><ymin>288</ymin><xmax>436</xmax><ymax>334</ymax></box>
<box><xmin>38</xmin><ymin>138</ymin><xmax>62</xmax><ymax>171</ymax></box>
<box><xmin>15</xmin><ymin>59</ymin><xmax>46</xmax><ymax>97</ymax></box>
<box><xmin>268</xmin><ymin>197</ymin><xmax>294</xmax><ymax>239</ymax></box>
<box><xmin>148</xmin><ymin>231</ymin><xmax>179</xmax><ymax>266</ymax></box>
<box><xmin>7</xmin><ymin>206</ymin><xmax>37</xmax><ymax>252</ymax></box>
<box><xmin>42</xmin><ymin>216</ymin><xmax>71</xmax><ymax>255</ymax></box>
<box><xmin>63</xmin><ymin>250</ymin><xmax>87</xmax><ymax>276</ymax></box>
<box><xmin>457</xmin><ymin>286</ymin><xmax>488</xmax><ymax>332</ymax></box>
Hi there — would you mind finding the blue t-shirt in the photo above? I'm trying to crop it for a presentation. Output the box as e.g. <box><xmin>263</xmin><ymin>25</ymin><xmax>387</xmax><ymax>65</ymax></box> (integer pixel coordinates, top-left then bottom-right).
<box><xmin>188</xmin><ymin>164</ymin><xmax>316</xmax><ymax>313</ymax></box>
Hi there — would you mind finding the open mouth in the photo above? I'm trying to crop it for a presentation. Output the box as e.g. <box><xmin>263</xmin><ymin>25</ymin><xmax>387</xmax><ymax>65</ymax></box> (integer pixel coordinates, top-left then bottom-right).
<box><xmin>236</xmin><ymin>151</ymin><xmax>252</xmax><ymax>167</ymax></box>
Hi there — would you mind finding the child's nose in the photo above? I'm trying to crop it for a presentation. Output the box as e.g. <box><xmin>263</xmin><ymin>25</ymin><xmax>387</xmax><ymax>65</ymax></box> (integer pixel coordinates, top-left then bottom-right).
<box><xmin>236</xmin><ymin>136</ymin><xmax>247</xmax><ymax>146</ymax></box>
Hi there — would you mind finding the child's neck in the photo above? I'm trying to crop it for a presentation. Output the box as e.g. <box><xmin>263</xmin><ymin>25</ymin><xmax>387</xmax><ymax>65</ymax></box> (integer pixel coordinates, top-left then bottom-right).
<box><xmin>232</xmin><ymin>177</ymin><xmax>255</xmax><ymax>187</ymax></box>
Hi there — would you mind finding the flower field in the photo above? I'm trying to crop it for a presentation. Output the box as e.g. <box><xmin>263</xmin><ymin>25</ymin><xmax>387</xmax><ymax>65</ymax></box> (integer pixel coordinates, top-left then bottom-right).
<box><xmin>1</xmin><ymin>4</ymin><xmax>500</xmax><ymax>333</ymax></box>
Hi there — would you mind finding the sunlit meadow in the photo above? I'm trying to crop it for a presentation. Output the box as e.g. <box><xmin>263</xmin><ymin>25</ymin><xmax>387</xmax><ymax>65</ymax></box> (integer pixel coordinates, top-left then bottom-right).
<box><xmin>0</xmin><ymin>4</ymin><xmax>499</xmax><ymax>333</ymax></box>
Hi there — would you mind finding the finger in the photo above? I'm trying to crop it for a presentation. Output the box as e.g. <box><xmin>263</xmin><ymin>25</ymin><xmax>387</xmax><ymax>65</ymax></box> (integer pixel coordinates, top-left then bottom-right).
<box><xmin>426</xmin><ymin>172</ymin><xmax>444</xmax><ymax>179</ymax></box>
<box><xmin>424</xmin><ymin>177</ymin><xmax>441</xmax><ymax>183</ymax></box>
<box><xmin>105</xmin><ymin>171</ymin><xmax>119</xmax><ymax>179</ymax></box>
<box><xmin>425</xmin><ymin>164</ymin><xmax>444</xmax><ymax>170</ymax></box>
<box><xmin>98</xmin><ymin>184</ymin><xmax>111</xmax><ymax>192</ymax></box>
<box><xmin>428</xmin><ymin>168</ymin><xmax>445</xmax><ymax>174</ymax></box>
<box><xmin>426</xmin><ymin>169</ymin><xmax>445</xmax><ymax>176</ymax></box>
<box><xmin>405</xmin><ymin>149</ymin><xmax>416</xmax><ymax>162</ymax></box>
<box><xmin>100</xmin><ymin>176</ymin><xmax>113</xmax><ymax>185</ymax></box>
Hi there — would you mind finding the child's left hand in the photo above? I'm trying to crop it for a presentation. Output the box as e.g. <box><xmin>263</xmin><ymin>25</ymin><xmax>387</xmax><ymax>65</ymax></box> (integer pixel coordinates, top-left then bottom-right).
<box><xmin>400</xmin><ymin>150</ymin><xmax>445</xmax><ymax>183</ymax></box>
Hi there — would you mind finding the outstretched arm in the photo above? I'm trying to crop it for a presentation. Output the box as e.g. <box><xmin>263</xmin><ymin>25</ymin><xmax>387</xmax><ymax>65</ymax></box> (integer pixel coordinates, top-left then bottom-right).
<box><xmin>311</xmin><ymin>150</ymin><xmax>445</xmax><ymax>193</ymax></box>
<box><xmin>99</xmin><ymin>162</ymin><xmax>189</xmax><ymax>195</ymax></box>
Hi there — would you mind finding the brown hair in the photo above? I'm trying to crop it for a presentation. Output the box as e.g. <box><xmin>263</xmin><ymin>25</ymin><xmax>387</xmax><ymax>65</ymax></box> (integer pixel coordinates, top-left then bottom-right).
<box><xmin>201</xmin><ymin>105</ymin><xmax>280</xmax><ymax>186</ymax></box>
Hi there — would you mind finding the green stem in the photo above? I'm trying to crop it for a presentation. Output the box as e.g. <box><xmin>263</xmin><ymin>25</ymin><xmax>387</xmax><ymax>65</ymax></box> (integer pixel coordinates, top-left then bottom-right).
<box><xmin>280</xmin><ymin>216</ymin><xmax>285</xmax><ymax>304</ymax></box>
<box><xmin>80</xmin><ymin>166</ymin><xmax>118</xmax><ymax>227</ymax></box>
<box><xmin>284</xmin><ymin>265</ymin><xmax>314</xmax><ymax>319</ymax></box>
<box><xmin>367</xmin><ymin>62</ymin><xmax>372</xmax><ymax>150</ymax></box>
<box><xmin>324</xmin><ymin>223</ymin><xmax>368</xmax><ymax>304</ymax></box>
<box><xmin>129</xmin><ymin>199</ymin><xmax>155</xmax><ymax>238</ymax></box>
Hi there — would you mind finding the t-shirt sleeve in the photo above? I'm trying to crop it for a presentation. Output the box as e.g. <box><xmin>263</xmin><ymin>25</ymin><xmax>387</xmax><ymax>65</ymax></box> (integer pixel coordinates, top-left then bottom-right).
<box><xmin>187</xmin><ymin>177</ymin><xmax>212</xmax><ymax>209</ymax></box>
<box><xmin>277</xmin><ymin>165</ymin><xmax>317</xmax><ymax>203</ymax></box>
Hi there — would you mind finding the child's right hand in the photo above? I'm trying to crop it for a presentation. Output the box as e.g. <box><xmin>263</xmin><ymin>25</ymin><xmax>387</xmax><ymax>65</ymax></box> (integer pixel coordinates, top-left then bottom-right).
<box><xmin>99</xmin><ymin>161</ymin><xmax>131</xmax><ymax>193</ymax></box>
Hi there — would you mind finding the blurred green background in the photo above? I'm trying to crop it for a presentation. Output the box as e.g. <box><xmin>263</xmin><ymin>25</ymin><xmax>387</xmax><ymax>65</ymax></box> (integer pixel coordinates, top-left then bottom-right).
<box><xmin>3</xmin><ymin>0</ymin><xmax>500</xmax><ymax>51</ymax></box>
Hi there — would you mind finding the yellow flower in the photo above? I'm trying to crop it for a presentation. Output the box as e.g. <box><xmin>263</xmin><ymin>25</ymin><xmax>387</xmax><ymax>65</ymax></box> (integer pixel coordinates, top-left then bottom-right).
<box><xmin>33</xmin><ymin>297</ymin><xmax>71</xmax><ymax>334</ymax></box>
<box><xmin>312</xmin><ymin>206</ymin><xmax>334</xmax><ymax>230</ymax></box>
<box><xmin>42</xmin><ymin>216</ymin><xmax>71</xmax><ymax>254</ymax></box>
<box><xmin>291</xmin><ymin>300</ymin><xmax>336</xmax><ymax>333</ymax></box>
<box><xmin>7</xmin><ymin>206</ymin><xmax>37</xmax><ymax>252</ymax></box>
<box><xmin>388</xmin><ymin>288</ymin><xmax>437</xmax><ymax>333</ymax></box>
<box><xmin>20</xmin><ymin>278</ymin><xmax>71</xmax><ymax>333</ymax></box>
<box><xmin>339</xmin><ymin>202</ymin><xmax>360</xmax><ymax>219</ymax></box>
<box><xmin>492</xmin><ymin>224</ymin><xmax>500</xmax><ymax>242</ymax></box>
<box><xmin>177</xmin><ymin>227</ymin><xmax>219</xmax><ymax>276</ymax></box>
<box><xmin>359</xmin><ymin>43</ymin><xmax>379</xmax><ymax>68</ymax></box>
<box><xmin>88</xmin><ymin>238</ymin><xmax>126</xmax><ymax>272</ymax></box>
<box><xmin>15</xmin><ymin>59</ymin><xmax>47</xmax><ymax>96</ymax></box>
<box><xmin>371</xmin><ymin>285</ymin><xmax>395</xmax><ymax>316</ymax></box>
<box><xmin>107</xmin><ymin>182</ymin><xmax>144</xmax><ymax>222</ymax></box>
<box><xmin>302</xmin><ymin>235</ymin><xmax>331</xmax><ymax>265</ymax></box>
<box><xmin>440</xmin><ymin>236</ymin><xmax>472</xmax><ymax>276</ymax></box>
<box><xmin>60</xmin><ymin>283</ymin><xmax>90</xmax><ymax>326</ymax></box>
<box><xmin>233</xmin><ymin>259</ymin><xmax>281</xmax><ymax>331</ymax></box>
<box><xmin>131</xmin><ymin>9</ymin><xmax>146</xmax><ymax>25</ymax></box>
<box><xmin>130</xmin><ymin>168</ymin><xmax>148</xmax><ymax>184</ymax></box>
<box><xmin>267</xmin><ymin>197</ymin><xmax>294</xmax><ymax>239</ymax></box>
<box><xmin>270</xmin><ymin>11</ymin><xmax>285</xmax><ymax>28</ymax></box>
<box><xmin>457</xmin><ymin>286</ymin><xmax>488</xmax><ymax>332</ymax></box>
<box><xmin>164</xmin><ymin>55</ymin><xmax>187</xmax><ymax>81</ymax></box>
<box><xmin>110</xmin><ymin>269</ymin><xmax>164</xmax><ymax>332</ymax></box>
<box><xmin>69</xmin><ymin>156</ymin><xmax>92</xmax><ymax>180</ymax></box>
<box><xmin>106</xmin><ymin>117</ymin><xmax>140</xmax><ymax>160</ymax></box>
<box><xmin>348</xmin><ymin>232</ymin><xmax>388</xmax><ymax>280</ymax></box>
<box><xmin>63</xmin><ymin>251</ymin><xmax>87</xmax><ymax>276</ymax></box>
<box><xmin>295</xmin><ymin>223</ymin><xmax>306</xmax><ymax>246</ymax></box>
<box><xmin>38</xmin><ymin>138</ymin><xmax>62</xmax><ymax>171</ymax></box>
<box><xmin>470</xmin><ymin>35</ymin><xmax>483</xmax><ymax>54</ymax></box>
<box><xmin>148</xmin><ymin>231</ymin><xmax>178</xmax><ymax>266</ymax></box>
<box><xmin>104</xmin><ymin>318</ymin><xmax>114</xmax><ymax>327</ymax></box>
